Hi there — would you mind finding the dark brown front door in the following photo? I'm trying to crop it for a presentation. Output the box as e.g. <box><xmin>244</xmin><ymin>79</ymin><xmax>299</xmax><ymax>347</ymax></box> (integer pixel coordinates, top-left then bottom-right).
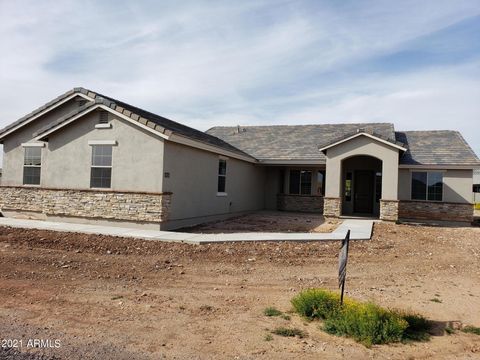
<box><xmin>354</xmin><ymin>170</ymin><xmax>374</xmax><ymax>214</ymax></box>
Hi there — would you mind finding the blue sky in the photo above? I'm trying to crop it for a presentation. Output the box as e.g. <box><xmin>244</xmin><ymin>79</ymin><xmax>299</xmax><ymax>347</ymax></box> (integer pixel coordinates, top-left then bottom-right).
<box><xmin>0</xmin><ymin>0</ymin><xmax>479</xmax><ymax>161</ymax></box>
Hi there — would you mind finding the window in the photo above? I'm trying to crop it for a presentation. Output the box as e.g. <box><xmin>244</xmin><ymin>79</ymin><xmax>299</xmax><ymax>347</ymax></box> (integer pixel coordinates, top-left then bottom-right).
<box><xmin>317</xmin><ymin>170</ymin><xmax>325</xmax><ymax>195</ymax></box>
<box><xmin>411</xmin><ymin>171</ymin><xmax>443</xmax><ymax>201</ymax></box>
<box><xmin>23</xmin><ymin>147</ymin><xmax>41</xmax><ymax>185</ymax></box>
<box><xmin>289</xmin><ymin>170</ymin><xmax>312</xmax><ymax>195</ymax></box>
<box><xmin>217</xmin><ymin>158</ymin><xmax>227</xmax><ymax>193</ymax></box>
<box><xmin>345</xmin><ymin>172</ymin><xmax>352</xmax><ymax>201</ymax></box>
<box><xmin>375</xmin><ymin>172</ymin><xmax>382</xmax><ymax>202</ymax></box>
<box><xmin>90</xmin><ymin>145</ymin><xmax>112</xmax><ymax>188</ymax></box>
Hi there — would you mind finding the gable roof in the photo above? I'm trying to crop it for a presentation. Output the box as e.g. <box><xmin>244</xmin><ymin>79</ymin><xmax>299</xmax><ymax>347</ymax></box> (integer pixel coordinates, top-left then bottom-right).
<box><xmin>0</xmin><ymin>89</ymin><xmax>92</xmax><ymax>140</ymax></box>
<box><xmin>206</xmin><ymin>123</ymin><xmax>396</xmax><ymax>162</ymax></box>
<box><xmin>318</xmin><ymin>129</ymin><xmax>406</xmax><ymax>152</ymax></box>
<box><xmin>1</xmin><ymin>87</ymin><xmax>254</xmax><ymax>161</ymax></box>
<box><xmin>396</xmin><ymin>131</ymin><xmax>480</xmax><ymax>166</ymax></box>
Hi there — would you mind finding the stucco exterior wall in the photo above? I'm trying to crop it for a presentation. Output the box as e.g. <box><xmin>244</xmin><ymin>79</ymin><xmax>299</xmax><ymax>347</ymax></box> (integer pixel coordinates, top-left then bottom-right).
<box><xmin>162</xmin><ymin>141</ymin><xmax>266</xmax><ymax>224</ymax></box>
<box><xmin>265</xmin><ymin>167</ymin><xmax>281</xmax><ymax>210</ymax></box>
<box><xmin>398</xmin><ymin>168</ymin><xmax>473</xmax><ymax>204</ymax></box>
<box><xmin>2</xmin><ymin>110</ymin><xmax>164</xmax><ymax>192</ymax></box>
<box><xmin>324</xmin><ymin>136</ymin><xmax>400</xmax><ymax>201</ymax></box>
<box><xmin>2</xmin><ymin>96</ymin><xmax>85</xmax><ymax>185</ymax></box>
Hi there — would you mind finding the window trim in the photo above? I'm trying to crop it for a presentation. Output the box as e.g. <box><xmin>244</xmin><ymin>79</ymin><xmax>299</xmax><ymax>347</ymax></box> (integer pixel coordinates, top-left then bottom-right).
<box><xmin>90</xmin><ymin>144</ymin><xmax>113</xmax><ymax>189</ymax></box>
<box><xmin>217</xmin><ymin>157</ymin><xmax>228</xmax><ymax>196</ymax></box>
<box><xmin>288</xmin><ymin>168</ymin><xmax>313</xmax><ymax>195</ymax></box>
<box><xmin>410</xmin><ymin>170</ymin><xmax>445</xmax><ymax>202</ymax></box>
<box><xmin>23</xmin><ymin>146</ymin><xmax>42</xmax><ymax>186</ymax></box>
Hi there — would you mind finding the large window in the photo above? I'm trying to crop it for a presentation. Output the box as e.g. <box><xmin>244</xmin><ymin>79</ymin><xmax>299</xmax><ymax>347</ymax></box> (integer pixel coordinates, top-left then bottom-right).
<box><xmin>217</xmin><ymin>158</ymin><xmax>227</xmax><ymax>193</ymax></box>
<box><xmin>90</xmin><ymin>145</ymin><xmax>112</xmax><ymax>188</ymax></box>
<box><xmin>23</xmin><ymin>147</ymin><xmax>41</xmax><ymax>185</ymax></box>
<box><xmin>289</xmin><ymin>170</ymin><xmax>312</xmax><ymax>195</ymax></box>
<box><xmin>411</xmin><ymin>171</ymin><xmax>443</xmax><ymax>201</ymax></box>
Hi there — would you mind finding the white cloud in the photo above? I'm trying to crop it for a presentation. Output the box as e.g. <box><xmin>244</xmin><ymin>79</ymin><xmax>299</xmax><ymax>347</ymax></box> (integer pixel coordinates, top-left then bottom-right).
<box><xmin>0</xmin><ymin>0</ymin><xmax>479</xmax><ymax>165</ymax></box>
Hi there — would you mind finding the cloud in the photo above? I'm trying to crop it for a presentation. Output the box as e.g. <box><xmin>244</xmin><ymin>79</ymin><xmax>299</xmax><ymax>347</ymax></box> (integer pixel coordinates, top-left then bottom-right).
<box><xmin>0</xmin><ymin>0</ymin><xmax>479</xmax><ymax>164</ymax></box>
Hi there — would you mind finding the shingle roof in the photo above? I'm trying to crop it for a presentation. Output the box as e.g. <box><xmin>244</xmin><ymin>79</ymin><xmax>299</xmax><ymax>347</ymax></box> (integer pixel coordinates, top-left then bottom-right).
<box><xmin>318</xmin><ymin>128</ymin><xmax>405</xmax><ymax>151</ymax></box>
<box><xmin>396</xmin><ymin>131</ymin><xmax>480</xmax><ymax>166</ymax></box>
<box><xmin>206</xmin><ymin>123</ymin><xmax>396</xmax><ymax>161</ymax></box>
<box><xmin>20</xmin><ymin>88</ymin><xmax>253</xmax><ymax>159</ymax></box>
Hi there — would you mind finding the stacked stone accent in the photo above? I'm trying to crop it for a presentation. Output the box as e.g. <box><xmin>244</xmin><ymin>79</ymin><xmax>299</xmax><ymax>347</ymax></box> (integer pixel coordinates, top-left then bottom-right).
<box><xmin>398</xmin><ymin>200</ymin><xmax>473</xmax><ymax>223</ymax></box>
<box><xmin>323</xmin><ymin>197</ymin><xmax>341</xmax><ymax>217</ymax></box>
<box><xmin>277</xmin><ymin>194</ymin><xmax>324</xmax><ymax>213</ymax></box>
<box><xmin>0</xmin><ymin>186</ymin><xmax>171</xmax><ymax>223</ymax></box>
<box><xmin>380</xmin><ymin>200</ymin><xmax>399</xmax><ymax>221</ymax></box>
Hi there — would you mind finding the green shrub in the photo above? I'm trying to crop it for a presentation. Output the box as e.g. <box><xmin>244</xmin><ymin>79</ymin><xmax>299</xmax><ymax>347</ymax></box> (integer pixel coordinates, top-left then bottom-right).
<box><xmin>291</xmin><ymin>288</ymin><xmax>431</xmax><ymax>346</ymax></box>
<box><xmin>264</xmin><ymin>307</ymin><xmax>282</xmax><ymax>317</ymax></box>
<box><xmin>271</xmin><ymin>327</ymin><xmax>306</xmax><ymax>338</ymax></box>
<box><xmin>323</xmin><ymin>302</ymin><xmax>408</xmax><ymax>346</ymax></box>
<box><xmin>291</xmin><ymin>288</ymin><xmax>342</xmax><ymax>319</ymax></box>
<box><xmin>462</xmin><ymin>326</ymin><xmax>480</xmax><ymax>335</ymax></box>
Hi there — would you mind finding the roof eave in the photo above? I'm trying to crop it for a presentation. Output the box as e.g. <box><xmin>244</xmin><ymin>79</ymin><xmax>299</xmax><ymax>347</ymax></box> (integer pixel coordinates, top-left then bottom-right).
<box><xmin>319</xmin><ymin>132</ymin><xmax>407</xmax><ymax>153</ymax></box>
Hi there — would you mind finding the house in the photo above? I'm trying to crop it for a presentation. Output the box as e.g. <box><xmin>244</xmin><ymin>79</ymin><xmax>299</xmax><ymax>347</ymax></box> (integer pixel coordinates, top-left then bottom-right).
<box><xmin>0</xmin><ymin>88</ymin><xmax>478</xmax><ymax>230</ymax></box>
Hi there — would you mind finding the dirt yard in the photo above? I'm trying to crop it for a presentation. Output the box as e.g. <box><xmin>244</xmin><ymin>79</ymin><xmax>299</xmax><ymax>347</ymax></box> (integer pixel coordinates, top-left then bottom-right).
<box><xmin>0</xmin><ymin>222</ymin><xmax>479</xmax><ymax>359</ymax></box>
<box><xmin>181</xmin><ymin>211</ymin><xmax>340</xmax><ymax>233</ymax></box>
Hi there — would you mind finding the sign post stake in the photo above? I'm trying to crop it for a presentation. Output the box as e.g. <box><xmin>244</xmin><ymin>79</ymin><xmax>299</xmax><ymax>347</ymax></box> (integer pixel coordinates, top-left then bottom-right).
<box><xmin>338</xmin><ymin>230</ymin><xmax>350</xmax><ymax>305</ymax></box>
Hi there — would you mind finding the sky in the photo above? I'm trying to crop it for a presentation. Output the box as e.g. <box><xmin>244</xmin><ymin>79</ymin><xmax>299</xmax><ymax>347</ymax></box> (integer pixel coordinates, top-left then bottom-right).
<box><xmin>0</xmin><ymin>0</ymin><xmax>479</xmax><ymax>164</ymax></box>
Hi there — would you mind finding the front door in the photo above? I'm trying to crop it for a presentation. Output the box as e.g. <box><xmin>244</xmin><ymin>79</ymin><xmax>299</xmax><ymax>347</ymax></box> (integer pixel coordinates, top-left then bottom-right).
<box><xmin>354</xmin><ymin>170</ymin><xmax>374</xmax><ymax>214</ymax></box>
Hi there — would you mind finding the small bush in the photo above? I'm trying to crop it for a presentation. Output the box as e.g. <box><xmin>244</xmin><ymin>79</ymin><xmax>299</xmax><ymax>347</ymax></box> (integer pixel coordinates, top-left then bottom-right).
<box><xmin>323</xmin><ymin>302</ymin><xmax>408</xmax><ymax>346</ymax></box>
<box><xmin>264</xmin><ymin>307</ymin><xmax>282</xmax><ymax>317</ymax></box>
<box><xmin>280</xmin><ymin>314</ymin><xmax>291</xmax><ymax>320</ymax></box>
<box><xmin>272</xmin><ymin>327</ymin><xmax>306</xmax><ymax>338</ymax></box>
<box><xmin>462</xmin><ymin>326</ymin><xmax>480</xmax><ymax>335</ymax></box>
<box><xmin>430</xmin><ymin>298</ymin><xmax>442</xmax><ymax>303</ymax></box>
<box><xmin>291</xmin><ymin>288</ymin><xmax>431</xmax><ymax>346</ymax></box>
<box><xmin>264</xmin><ymin>334</ymin><xmax>273</xmax><ymax>341</ymax></box>
<box><xmin>291</xmin><ymin>288</ymin><xmax>342</xmax><ymax>319</ymax></box>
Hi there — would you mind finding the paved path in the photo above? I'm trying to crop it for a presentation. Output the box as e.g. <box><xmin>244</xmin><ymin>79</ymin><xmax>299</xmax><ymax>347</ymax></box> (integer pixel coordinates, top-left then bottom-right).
<box><xmin>0</xmin><ymin>217</ymin><xmax>373</xmax><ymax>244</ymax></box>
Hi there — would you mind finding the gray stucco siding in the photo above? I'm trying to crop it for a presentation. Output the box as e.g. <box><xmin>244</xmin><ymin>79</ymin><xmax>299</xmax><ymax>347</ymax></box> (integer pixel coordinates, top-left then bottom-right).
<box><xmin>162</xmin><ymin>141</ymin><xmax>266</xmax><ymax>221</ymax></box>
<box><xmin>2</xmin><ymin>96</ymin><xmax>86</xmax><ymax>186</ymax></box>
<box><xmin>3</xmin><ymin>108</ymin><xmax>165</xmax><ymax>192</ymax></box>
<box><xmin>398</xmin><ymin>168</ymin><xmax>473</xmax><ymax>204</ymax></box>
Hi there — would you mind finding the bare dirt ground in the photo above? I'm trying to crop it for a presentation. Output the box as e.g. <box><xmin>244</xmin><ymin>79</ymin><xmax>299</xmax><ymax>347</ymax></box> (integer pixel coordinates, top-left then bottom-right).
<box><xmin>181</xmin><ymin>211</ymin><xmax>340</xmax><ymax>233</ymax></box>
<box><xmin>0</xmin><ymin>222</ymin><xmax>479</xmax><ymax>359</ymax></box>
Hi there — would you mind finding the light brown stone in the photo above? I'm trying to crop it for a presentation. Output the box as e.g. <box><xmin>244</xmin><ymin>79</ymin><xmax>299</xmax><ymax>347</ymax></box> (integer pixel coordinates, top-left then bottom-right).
<box><xmin>398</xmin><ymin>200</ymin><xmax>473</xmax><ymax>222</ymax></box>
<box><xmin>0</xmin><ymin>186</ymin><xmax>171</xmax><ymax>223</ymax></box>
<box><xmin>277</xmin><ymin>194</ymin><xmax>324</xmax><ymax>213</ymax></box>
<box><xmin>323</xmin><ymin>197</ymin><xmax>341</xmax><ymax>217</ymax></box>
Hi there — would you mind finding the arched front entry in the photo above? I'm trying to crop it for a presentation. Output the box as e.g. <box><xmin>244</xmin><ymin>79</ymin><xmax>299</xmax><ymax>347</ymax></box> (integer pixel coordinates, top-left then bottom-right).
<box><xmin>323</xmin><ymin>133</ymin><xmax>402</xmax><ymax>220</ymax></box>
<box><xmin>341</xmin><ymin>155</ymin><xmax>382</xmax><ymax>217</ymax></box>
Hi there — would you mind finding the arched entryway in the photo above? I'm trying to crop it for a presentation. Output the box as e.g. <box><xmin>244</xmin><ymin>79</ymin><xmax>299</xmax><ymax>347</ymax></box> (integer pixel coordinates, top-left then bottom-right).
<box><xmin>341</xmin><ymin>155</ymin><xmax>382</xmax><ymax>217</ymax></box>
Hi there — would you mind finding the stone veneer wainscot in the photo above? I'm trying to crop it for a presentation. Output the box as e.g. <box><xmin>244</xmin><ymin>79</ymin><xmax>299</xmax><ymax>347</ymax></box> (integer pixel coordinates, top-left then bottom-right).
<box><xmin>0</xmin><ymin>186</ymin><xmax>171</xmax><ymax>223</ymax></box>
<box><xmin>380</xmin><ymin>199</ymin><xmax>399</xmax><ymax>221</ymax></box>
<box><xmin>323</xmin><ymin>197</ymin><xmax>341</xmax><ymax>217</ymax></box>
<box><xmin>277</xmin><ymin>194</ymin><xmax>324</xmax><ymax>213</ymax></box>
<box><xmin>398</xmin><ymin>200</ymin><xmax>473</xmax><ymax>223</ymax></box>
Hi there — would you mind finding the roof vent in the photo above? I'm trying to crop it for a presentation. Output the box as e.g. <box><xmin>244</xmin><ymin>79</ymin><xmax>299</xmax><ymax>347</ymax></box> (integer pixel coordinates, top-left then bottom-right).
<box><xmin>234</xmin><ymin>125</ymin><xmax>246</xmax><ymax>134</ymax></box>
<box><xmin>99</xmin><ymin>111</ymin><xmax>109</xmax><ymax>124</ymax></box>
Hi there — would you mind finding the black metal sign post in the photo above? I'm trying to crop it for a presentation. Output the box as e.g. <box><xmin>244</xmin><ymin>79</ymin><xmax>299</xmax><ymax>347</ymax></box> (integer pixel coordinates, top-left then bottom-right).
<box><xmin>338</xmin><ymin>230</ymin><xmax>350</xmax><ymax>305</ymax></box>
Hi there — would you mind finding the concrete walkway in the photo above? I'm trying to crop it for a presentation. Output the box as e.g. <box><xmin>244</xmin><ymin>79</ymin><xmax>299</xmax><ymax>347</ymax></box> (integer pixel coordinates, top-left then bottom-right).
<box><xmin>0</xmin><ymin>217</ymin><xmax>373</xmax><ymax>244</ymax></box>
